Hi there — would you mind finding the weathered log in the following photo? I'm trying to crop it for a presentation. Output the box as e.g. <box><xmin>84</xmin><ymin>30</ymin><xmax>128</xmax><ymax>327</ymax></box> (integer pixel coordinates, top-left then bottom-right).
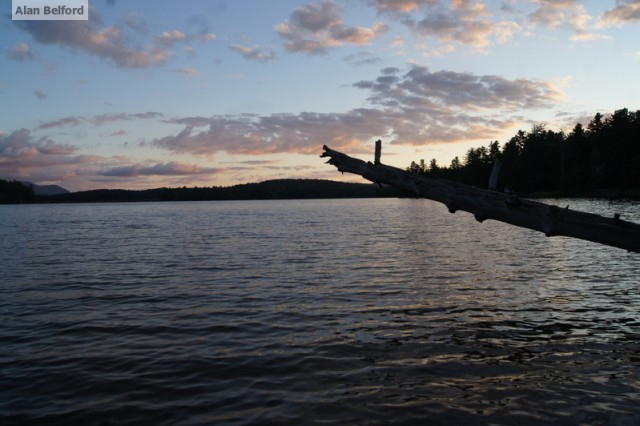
<box><xmin>321</xmin><ymin>145</ymin><xmax>640</xmax><ymax>253</ymax></box>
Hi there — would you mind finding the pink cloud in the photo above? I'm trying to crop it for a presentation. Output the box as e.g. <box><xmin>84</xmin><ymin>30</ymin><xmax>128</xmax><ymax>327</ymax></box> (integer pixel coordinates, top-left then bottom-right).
<box><xmin>276</xmin><ymin>0</ymin><xmax>387</xmax><ymax>54</ymax></box>
<box><xmin>0</xmin><ymin>129</ymin><xmax>97</xmax><ymax>183</ymax></box>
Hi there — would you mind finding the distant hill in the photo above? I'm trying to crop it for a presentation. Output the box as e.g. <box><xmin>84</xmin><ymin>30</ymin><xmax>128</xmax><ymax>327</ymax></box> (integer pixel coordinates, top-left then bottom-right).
<box><xmin>40</xmin><ymin>179</ymin><xmax>401</xmax><ymax>203</ymax></box>
<box><xmin>23</xmin><ymin>182</ymin><xmax>70</xmax><ymax>196</ymax></box>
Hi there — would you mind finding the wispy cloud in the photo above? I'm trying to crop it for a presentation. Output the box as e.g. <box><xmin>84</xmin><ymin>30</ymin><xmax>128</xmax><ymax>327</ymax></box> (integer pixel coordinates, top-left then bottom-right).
<box><xmin>229</xmin><ymin>45</ymin><xmax>276</xmax><ymax>62</ymax></box>
<box><xmin>276</xmin><ymin>0</ymin><xmax>387</xmax><ymax>54</ymax></box>
<box><xmin>527</xmin><ymin>0</ymin><xmax>608</xmax><ymax>41</ymax></box>
<box><xmin>157</xmin><ymin>30</ymin><xmax>187</xmax><ymax>45</ymax></box>
<box><xmin>15</xmin><ymin>9</ymin><xmax>212</xmax><ymax>69</ymax></box>
<box><xmin>372</xmin><ymin>0</ymin><xmax>518</xmax><ymax>50</ymax></box>
<box><xmin>600</xmin><ymin>0</ymin><xmax>640</xmax><ymax>26</ymax></box>
<box><xmin>528</xmin><ymin>0</ymin><xmax>578</xmax><ymax>29</ymax></box>
<box><xmin>36</xmin><ymin>116</ymin><xmax>82</xmax><ymax>129</ymax></box>
<box><xmin>344</xmin><ymin>51</ymin><xmax>383</xmax><ymax>67</ymax></box>
<box><xmin>370</xmin><ymin>0</ymin><xmax>431</xmax><ymax>15</ymax></box>
<box><xmin>36</xmin><ymin>112</ymin><xmax>163</xmax><ymax>129</ymax></box>
<box><xmin>34</xmin><ymin>90</ymin><xmax>47</xmax><ymax>101</ymax></box>
<box><xmin>175</xmin><ymin>67</ymin><xmax>203</xmax><ymax>77</ymax></box>
<box><xmin>7</xmin><ymin>42</ymin><xmax>35</xmax><ymax>61</ymax></box>
<box><xmin>355</xmin><ymin>65</ymin><xmax>563</xmax><ymax>111</ymax></box>
<box><xmin>370</xmin><ymin>0</ymin><xmax>613</xmax><ymax>48</ymax></box>
<box><xmin>92</xmin><ymin>112</ymin><xmax>164</xmax><ymax>125</ymax></box>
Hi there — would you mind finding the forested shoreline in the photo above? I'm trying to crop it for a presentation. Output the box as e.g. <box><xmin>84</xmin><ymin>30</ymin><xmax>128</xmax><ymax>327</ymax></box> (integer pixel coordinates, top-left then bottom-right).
<box><xmin>0</xmin><ymin>180</ymin><xmax>36</xmax><ymax>204</ymax></box>
<box><xmin>408</xmin><ymin>108</ymin><xmax>640</xmax><ymax>197</ymax></box>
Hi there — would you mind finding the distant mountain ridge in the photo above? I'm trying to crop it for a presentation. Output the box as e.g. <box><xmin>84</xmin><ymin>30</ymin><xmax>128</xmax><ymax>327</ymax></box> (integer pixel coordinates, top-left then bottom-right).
<box><xmin>38</xmin><ymin>179</ymin><xmax>400</xmax><ymax>203</ymax></box>
<box><xmin>22</xmin><ymin>182</ymin><xmax>70</xmax><ymax>196</ymax></box>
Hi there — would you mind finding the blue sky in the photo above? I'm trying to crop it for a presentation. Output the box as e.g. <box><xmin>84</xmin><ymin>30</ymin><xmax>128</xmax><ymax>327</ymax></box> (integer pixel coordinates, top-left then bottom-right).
<box><xmin>1</xmin><ymin>0</ymin><xmax>639</xmax><ymax>191</ymax></box>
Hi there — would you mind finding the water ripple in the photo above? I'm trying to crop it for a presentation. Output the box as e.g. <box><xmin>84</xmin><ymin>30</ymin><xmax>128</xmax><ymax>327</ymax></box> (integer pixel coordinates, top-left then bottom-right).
<box><xmin>1</xmin><ymin>199</ymin><xmax>640</xmax><ymax>425</ymax></box>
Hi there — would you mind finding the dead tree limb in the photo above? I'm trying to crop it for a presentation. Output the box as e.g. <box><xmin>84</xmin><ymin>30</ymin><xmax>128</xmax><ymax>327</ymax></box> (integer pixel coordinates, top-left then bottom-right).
<box><xmin>321</xmin><ymin>145</ymin><xmax>640</xmax><ymax>253</ymax></box>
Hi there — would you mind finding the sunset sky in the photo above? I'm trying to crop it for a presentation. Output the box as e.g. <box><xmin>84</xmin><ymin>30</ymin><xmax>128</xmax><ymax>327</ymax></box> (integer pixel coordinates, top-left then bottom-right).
<box><xmin>2</xmin><ymin>0</ymin><xmax>639</xmax><ymax>191</ymax></box>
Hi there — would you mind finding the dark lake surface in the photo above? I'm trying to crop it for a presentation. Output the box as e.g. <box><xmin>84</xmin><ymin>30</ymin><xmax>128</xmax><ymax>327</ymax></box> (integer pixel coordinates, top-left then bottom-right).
<box><xmin>1</xmin><ymin>198</ymin><xmax>640</xmax><ymax>425</ymax></box>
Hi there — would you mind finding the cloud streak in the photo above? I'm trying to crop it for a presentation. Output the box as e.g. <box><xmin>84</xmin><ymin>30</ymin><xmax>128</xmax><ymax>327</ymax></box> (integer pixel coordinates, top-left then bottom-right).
<box><xmin>36</xmin><ymin>112</ymin><xmax>163</xmax><ymax>130</ymax></box>
<box><xmin>100</xmin><ymin>161</ymin><xmax>220</xmax><ymax>177</ymax></box>
<box><xmin>175</xmin><ymin>67</ymin><xmax>203</xmax><ymax>77</ymax></box>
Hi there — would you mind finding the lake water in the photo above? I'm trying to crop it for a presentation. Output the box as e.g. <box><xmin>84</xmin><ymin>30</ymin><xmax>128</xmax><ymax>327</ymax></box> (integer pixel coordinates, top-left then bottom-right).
<box><xmin>1</xmin><ymin>198</ymin><xmax>639</xmax><ymax>425</ymax></box>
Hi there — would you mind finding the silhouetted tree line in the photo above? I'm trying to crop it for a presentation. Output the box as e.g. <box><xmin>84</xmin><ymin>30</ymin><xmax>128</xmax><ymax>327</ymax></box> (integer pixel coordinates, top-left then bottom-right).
<box><xmin>408</xmin><ymin>108</ymin><xmax>640</xmax><ymax>197</ymax></box>
<box><xmin>40</xmin><ymin>179</ymin><xmax>399</xmax><ymax>203</ymax></box>
<box><xmin>0</xmin><ymin>180</ymin><xmax>35</xmax><ymax>204</ymax></box>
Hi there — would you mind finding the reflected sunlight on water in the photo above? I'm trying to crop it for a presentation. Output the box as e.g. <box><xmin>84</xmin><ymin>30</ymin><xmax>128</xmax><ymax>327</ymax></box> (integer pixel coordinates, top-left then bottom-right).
<box><xmin>1</xmin><ymin>198</ymin><xmax>639</xmax><ymax>425</ymax></box>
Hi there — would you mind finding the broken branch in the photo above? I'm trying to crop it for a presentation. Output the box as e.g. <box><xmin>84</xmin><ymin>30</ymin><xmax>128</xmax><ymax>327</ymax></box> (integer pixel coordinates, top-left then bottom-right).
<box><xmin>321</xmin><ymin>145</ymin><xmax>640</xmax><ymax>253</ymax></box>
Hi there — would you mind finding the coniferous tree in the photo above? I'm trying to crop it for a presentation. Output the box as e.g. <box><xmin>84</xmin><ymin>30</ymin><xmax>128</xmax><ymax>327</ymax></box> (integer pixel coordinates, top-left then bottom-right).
<box><xmin>406</xmin><ymin>108</ymin><xmax>640</xmax><ymax>196</ymax></box>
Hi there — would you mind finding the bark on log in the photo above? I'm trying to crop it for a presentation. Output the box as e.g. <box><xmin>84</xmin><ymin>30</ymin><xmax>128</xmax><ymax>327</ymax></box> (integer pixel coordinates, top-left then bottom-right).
<box><xmin>321</xmin><ymin>145</ymin><xmax>640</xmax><ymax>253</ymax></box>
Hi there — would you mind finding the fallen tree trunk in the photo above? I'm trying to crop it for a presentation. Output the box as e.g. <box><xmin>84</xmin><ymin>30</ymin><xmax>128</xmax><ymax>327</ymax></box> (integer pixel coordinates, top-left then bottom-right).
<box><xmin>321</xmin><ymin>145</ymin><xmax>640</xmax><ymax>253</ymax></box>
